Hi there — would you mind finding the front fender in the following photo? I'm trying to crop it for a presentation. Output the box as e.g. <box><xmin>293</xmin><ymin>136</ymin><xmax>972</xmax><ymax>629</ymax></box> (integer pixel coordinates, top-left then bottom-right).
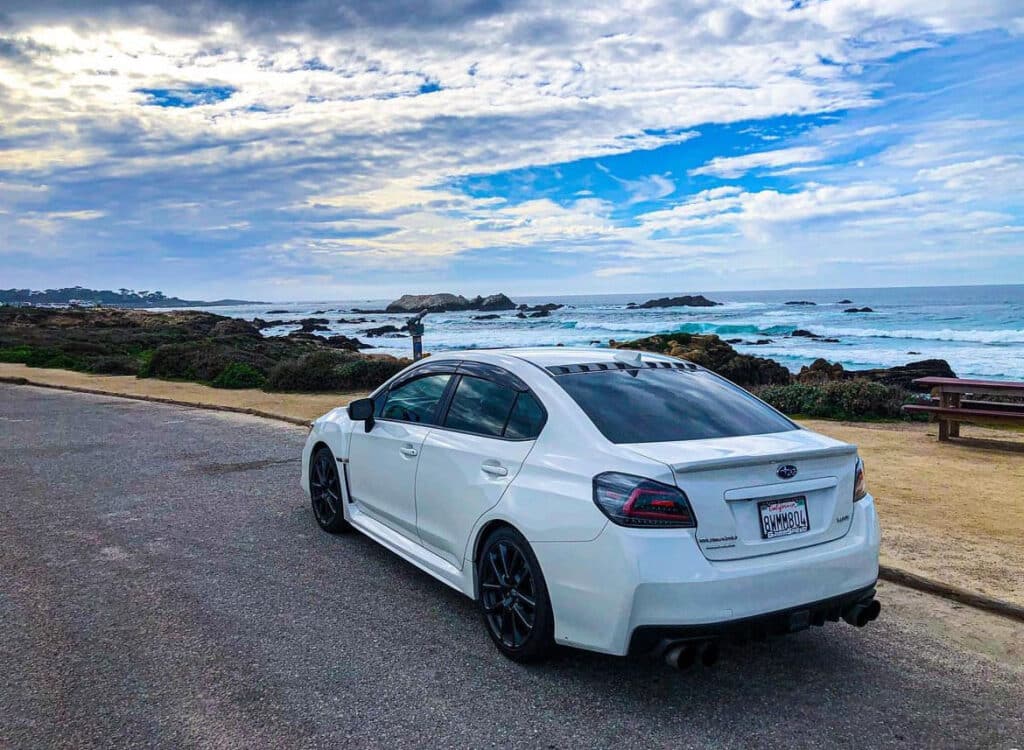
<box><xmin>300</xmin><ymin>407</ymin><xmax>354</xmax><ymax>495</ymax></box>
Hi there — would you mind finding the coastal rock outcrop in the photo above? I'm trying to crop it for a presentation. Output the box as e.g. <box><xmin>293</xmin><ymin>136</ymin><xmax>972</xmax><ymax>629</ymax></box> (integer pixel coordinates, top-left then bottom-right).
<box><xmin>210</xmin><ymin>318</ymin><xmax>261</xmax><ymax>338</ymax></box>
<box><xmin>844</xmin><ymin>307</ymin><xmax>874</xmax><ymax>313</ymax></box>
<box><xmin>629</xmin><ymin>295</ymin><xmax>721</xmax><ymax>309</ymax></box>
<box><xmin>383</xmin><ymin>292</ymin><xmax>517</xmax><ymax>313</ymax></box>
<box><xmin>796</xmin><ymin>358</ymin><xmax>956</xmax><ymax>391</ymax></box>
<box><xmin>785</xmin><ymin>301</ymin><xmax>816</xmax><ymax>306</ymax></box>
<box><xmin>610</xmin><ymin>334</ymin><xmax>790</xmax><ymax>387</ymax></box>
<box><xmin>846</xmin><ymin>359</ymin><xmax>956</xmax><ymax>391</ymax></box>
<box><xmin>796</xmin><ymin>358</ymin><xmax>846</xmax><ymax>384</ymax></box>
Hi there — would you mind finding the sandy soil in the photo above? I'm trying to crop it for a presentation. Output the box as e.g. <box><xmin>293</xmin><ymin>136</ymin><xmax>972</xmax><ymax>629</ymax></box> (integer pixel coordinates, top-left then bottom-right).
<box><xmin>3</xmin><ymin>362</ymin><xmax>1022</xmax><ymax>606</ymax></box>
<box><xmin>0</xmin><ymin>362</ymin><xmax>352</xmax><ymax>423</ymax></box>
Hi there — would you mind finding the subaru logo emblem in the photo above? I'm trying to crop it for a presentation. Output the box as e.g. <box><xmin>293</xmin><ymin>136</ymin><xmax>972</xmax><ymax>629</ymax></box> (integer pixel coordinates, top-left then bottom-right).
<box><xmin>777</xmin><ymin>465</ymin><xmax>798</xmax><ymax>480</ymax></box>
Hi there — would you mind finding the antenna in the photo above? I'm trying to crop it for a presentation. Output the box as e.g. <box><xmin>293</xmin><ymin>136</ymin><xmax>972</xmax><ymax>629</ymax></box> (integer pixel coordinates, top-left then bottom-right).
<box><xmin>612</xmin><ymin>350</ymin><xmax>643</xmax><ymax>366</ymax></box>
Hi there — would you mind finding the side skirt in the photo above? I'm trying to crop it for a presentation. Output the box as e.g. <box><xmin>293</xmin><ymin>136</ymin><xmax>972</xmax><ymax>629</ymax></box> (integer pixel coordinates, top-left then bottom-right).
<box><xmin>347</xmin><ymin>504</ymin><xmax>475</xmax><ymax>598</ymax></box>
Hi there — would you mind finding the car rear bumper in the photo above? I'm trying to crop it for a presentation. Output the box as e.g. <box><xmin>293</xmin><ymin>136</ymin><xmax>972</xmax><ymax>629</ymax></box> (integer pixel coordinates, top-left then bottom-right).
<box><xmin>531</xmin><ymin>494</ymin><xmax>881</xmax><ymax>656</ymax></box>
<box><xmin>627</xmin><ymin>583</ymin><xmax>877</xmax><ymax>654</ymax></box>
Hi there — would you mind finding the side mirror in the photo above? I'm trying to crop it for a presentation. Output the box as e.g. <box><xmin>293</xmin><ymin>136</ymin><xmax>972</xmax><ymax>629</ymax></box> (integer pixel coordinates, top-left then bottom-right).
<box><xmin>347</xmin><ymin>397</ymin><xmax>375</xmax><ymax>431</ymax></box>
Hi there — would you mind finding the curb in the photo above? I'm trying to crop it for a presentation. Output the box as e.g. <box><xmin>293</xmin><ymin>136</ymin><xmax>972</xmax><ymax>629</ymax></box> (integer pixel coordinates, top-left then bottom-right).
<box><xmin>4</xmin><ymin>375</ymin><xmax>1023</xmax><ymax>624</ymax></box>
<box><xmin>0</xmin><ymin>375</ymin><xmax>312</xmax><ymax>427</ymax></box>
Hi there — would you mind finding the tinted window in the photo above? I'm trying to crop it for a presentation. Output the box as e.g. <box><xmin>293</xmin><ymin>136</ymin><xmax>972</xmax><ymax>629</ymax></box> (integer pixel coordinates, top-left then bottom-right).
<box><xmin>556</xmin><ymin>368</ymin><xmax>796</xmax><ymax>444</ymax></box>
<box><xmin>379</xmin><ymin>374</ymin><xmax>451</xmax><ymax>424</ymax></box>
<box><xmin>444</xmin><ymin>376</ymin><xmax>517</xmax><ymax>437</ymax></box>
<box><xmin>505</xmin><ymin>392</ymin><xmax>546</xmax><ymax>439</ymax></box>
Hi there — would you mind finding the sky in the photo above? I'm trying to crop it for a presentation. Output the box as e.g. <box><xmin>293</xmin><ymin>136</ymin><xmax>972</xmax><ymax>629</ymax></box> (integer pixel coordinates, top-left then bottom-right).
<box><xmin>0</xmin><ymin>1</ymin><xmax>1022</xmax><ymax>301</ymax></box>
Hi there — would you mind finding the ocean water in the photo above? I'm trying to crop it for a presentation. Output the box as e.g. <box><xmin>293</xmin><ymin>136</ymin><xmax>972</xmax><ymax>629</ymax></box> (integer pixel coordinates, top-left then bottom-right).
<box><xmin>189</xmin><ymin>285</ymin><xmax>1024</xmax><ymax>381</ymax></box>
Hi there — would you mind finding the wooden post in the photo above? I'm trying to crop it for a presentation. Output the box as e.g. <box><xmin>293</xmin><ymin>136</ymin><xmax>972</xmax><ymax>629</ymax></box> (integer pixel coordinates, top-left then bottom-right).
<box><xmin>938</xmin><ymin>389</ymin><xmax>950</xmax><ymax>441</ymax></box>
<box><xmin>949</xmin><ymin>392</ymin><xmax>961</xmax><ymax>438</ymax></box>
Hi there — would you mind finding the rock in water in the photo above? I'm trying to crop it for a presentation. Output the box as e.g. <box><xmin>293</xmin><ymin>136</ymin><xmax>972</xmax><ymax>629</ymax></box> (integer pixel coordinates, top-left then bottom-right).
<box><xmin>361</xmin><ymin>324</ymin><xmax>405</xmax><ymax>337</ymax></box>
<box><xmin>384</xmin><ymin>292</ymin><xmax>516</xmax><ymax>313</ymax></box>
<box><xmin>634</xmin><ymin>295</ymin><xmax>722</xmax><ymax>309</ymax></box>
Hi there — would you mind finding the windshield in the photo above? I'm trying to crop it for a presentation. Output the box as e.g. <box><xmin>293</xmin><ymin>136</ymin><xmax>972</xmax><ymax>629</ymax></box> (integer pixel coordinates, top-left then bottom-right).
<box><xmin>555</xmin><ymin>367</ymin><xmax>797</xmax><ymax>444</ymax></box>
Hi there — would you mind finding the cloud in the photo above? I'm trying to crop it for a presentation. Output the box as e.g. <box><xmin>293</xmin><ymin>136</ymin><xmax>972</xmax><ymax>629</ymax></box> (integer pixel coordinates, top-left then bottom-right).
<box><xmin>690</xmin><ymin>147</ymin><xmax>826</xmax><ymax>179</ymax></box>
<box><xmin>0</xmin><ymin>1</ymin><xmax>1021</xmax><ymax>295</ymax></box>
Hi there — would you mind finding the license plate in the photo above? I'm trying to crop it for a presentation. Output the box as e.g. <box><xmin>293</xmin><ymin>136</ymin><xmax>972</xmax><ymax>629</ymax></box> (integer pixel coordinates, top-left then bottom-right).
<box><xmin>758</xmin><ymin>496</ymin><xmax>809</xmax><ymax>539</ymax></box>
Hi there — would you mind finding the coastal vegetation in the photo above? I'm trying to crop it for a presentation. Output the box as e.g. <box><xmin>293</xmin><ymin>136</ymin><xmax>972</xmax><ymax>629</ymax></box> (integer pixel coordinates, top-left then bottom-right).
<box><xmin>0</xmin><ymin>306</ymin><xmax>409</xmax><ymax>393</ymax></box>
<box><xmin>0</xmin><ymin>304</ymin><xmax>954</xmax><ymax>421</ymax></box>
<box><xmin>0</xmin><ymin>286</ymin><xmax>258</xmax><ymax>308</ymax></box>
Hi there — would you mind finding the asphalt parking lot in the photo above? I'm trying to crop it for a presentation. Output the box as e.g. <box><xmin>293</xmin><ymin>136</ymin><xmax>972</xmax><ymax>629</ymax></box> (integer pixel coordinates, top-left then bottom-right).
<box><xmin>2</xmin><ymin>384</ymin><xmax>1022</xmax><ymax>749</ymax></box>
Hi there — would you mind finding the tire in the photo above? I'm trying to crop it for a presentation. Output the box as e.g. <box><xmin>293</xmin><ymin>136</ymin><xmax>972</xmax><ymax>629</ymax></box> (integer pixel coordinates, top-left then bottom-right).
<box><xmin>309</xmin><ymin>446</ymin><xmax>351</xmax><ymax>534</ymax></box>
<box><xmin>476</xmin><ymin>526</ymin><xmax>555</xmax><ymax>663</ymax></box>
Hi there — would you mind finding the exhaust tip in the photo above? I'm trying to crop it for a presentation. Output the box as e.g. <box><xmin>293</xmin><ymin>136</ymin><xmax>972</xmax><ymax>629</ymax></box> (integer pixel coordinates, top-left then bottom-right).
<box><xmin>865</xmin><ymin>599</ymin><xmax>881</xmax><ymax>622</ymax></box>
<box><xmin>699</xmin><ymin>640</ymin><xmax>720</xmax><ymax>667</ymax></box>
<box><xmin>843</xmin><ymin>598</ymin><xmax>881</xmax><ymax>627</ymax></box>
<box><xmin>664</xmin><ymin>643</ymin><xmax>696</xmax><ymax>670</ymax></box>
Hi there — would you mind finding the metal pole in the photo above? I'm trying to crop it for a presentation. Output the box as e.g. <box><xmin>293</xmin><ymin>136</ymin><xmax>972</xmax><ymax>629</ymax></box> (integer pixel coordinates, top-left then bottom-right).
<box><xmin>406</xmin><ymin>310</ymin><xmax>427</xmax><ymax>361</ymax></box>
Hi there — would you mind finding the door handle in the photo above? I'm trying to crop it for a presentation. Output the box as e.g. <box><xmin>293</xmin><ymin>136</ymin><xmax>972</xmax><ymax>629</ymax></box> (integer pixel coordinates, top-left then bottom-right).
<box><xmin>400</xmin><ymin>446</ymin><xmax>418</xmax><ymax>458</ymax></box>
<box><xmin>481</xmin><ymin>463</ymin><xmax>508</xmax><ymax>477</ymax></box>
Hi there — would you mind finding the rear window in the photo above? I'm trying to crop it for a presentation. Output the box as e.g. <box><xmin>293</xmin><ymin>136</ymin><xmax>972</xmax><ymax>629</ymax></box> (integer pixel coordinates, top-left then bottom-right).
<box><xmin>443</xmin><ymin>376</ymin><xmax>547</xmax><ymax>440</ymax></box>
<box><xmin>445</xmin><ymin>376</ymin><xmax>518</xmax><ymax>437</ymax></box>
<box><xmin>555</xmin><ymin>367</ymin><xmax>796</xmax><ymax>444</ymax></box>
<box><xmin>505</xmin><ymin>392</ymin><xmax>546</xmax><ymax>440</ymax></box>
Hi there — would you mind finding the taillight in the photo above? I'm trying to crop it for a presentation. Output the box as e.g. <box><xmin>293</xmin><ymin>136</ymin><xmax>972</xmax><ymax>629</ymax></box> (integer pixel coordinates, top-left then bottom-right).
<box><xmin>853</xmin><ymin>458</ymin><xmax>867</xmax><ymax>502</ymax></box>
<box><xmin>593</xmin><ymin>472</ymin><xmax>696</xmax><ymax>528</ymax></box>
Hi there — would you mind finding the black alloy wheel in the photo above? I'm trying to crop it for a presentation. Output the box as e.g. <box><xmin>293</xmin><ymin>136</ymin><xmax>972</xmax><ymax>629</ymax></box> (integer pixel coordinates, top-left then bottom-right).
<box><xmin>477</xmin><ymin>527</ymin><xmax>554</xmax><ymax>662</ymax></box>
<box><xmin>309</xmin><ymin>447</ymin><xmax>351</xmax><ymax>534</ymax></box>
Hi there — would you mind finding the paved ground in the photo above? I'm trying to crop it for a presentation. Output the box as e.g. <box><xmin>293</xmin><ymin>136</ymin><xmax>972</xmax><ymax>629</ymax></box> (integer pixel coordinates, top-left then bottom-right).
<box><xmin>1</xmin><ymin>385</ymin><xmax>1022</xmax><ymax>749</ymax></box>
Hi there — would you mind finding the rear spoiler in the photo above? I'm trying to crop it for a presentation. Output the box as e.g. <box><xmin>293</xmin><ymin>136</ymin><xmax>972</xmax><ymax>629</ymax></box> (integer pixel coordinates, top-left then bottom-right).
<box><xmin>670</xmin><ymin>444</ymin><xmax>857</xmax><ymax>474</ymax></box>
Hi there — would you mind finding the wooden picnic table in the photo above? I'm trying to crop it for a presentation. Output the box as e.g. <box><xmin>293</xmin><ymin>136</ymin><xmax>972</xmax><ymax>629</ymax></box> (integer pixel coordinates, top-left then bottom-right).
<box><xmin>903</xmin><ymin>376</ymin><xmax>1024</xmax><ymax>441</ymax></box>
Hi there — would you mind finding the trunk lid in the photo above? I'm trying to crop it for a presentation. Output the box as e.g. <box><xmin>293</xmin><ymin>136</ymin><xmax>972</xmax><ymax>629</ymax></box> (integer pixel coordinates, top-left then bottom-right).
<box><xmin>625</xmin><ymin>429</ymin><xmax>858</xmax><ymax>561</ymax></box>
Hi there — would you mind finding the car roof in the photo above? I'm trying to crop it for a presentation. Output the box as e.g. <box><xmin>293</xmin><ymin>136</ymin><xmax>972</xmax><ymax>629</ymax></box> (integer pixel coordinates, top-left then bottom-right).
<box><xmin>438</xmin><ymin>346</ymin><xmax>680</xmax><ymax>368</ymax></box>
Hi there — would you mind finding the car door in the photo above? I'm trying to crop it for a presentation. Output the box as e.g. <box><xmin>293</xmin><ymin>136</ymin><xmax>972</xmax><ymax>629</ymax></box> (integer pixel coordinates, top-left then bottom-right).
<box><xmin>414</xmin><ymin>365</ymin><xmax>547</xmax><ymax>568</ymax></box>
<box><xmin>347</xmin><ymin>368</ymin><xmax>454</xmax><ymax>539</ymax></box>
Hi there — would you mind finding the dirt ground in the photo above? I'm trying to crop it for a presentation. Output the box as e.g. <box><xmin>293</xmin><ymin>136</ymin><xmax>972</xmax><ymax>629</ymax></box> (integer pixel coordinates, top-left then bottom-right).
<box><xmin>802</xmin><ymin>418</ymin><xmax>1024</xmax><ymax>606</ymax></box>
<box><xmin>3</xmin><ymin>362</ymin><xmax>1022</xmax><ymax>607</ymax></box>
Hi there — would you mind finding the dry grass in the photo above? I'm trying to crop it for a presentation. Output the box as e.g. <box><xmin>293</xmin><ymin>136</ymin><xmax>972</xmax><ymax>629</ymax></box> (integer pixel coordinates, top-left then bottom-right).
<box><xmin>4</xmin><ymin>362</ymin><xmax>1023</xmax><ymax>606</ymax></box>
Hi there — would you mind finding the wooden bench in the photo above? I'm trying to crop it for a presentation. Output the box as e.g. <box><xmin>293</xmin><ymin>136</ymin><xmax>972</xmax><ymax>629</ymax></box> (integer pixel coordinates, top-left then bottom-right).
<box><xmin>903</xmin><ymin>376</ymin><xmax>1024</xmax><ymax>441</ymax></box>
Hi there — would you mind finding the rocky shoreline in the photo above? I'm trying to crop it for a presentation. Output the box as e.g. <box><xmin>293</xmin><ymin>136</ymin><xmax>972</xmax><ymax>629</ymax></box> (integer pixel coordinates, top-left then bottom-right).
<box><xmin>0</xmin><ymin>303</ymin><xmax>957</xmax><ymax>419</ymax></box>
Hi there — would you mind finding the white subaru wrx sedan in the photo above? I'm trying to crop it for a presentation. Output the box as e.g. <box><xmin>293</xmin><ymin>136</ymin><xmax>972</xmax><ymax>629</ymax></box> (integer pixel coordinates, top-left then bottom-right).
<box><xmin>301</xmin><ymin>347</ymin><xmax>881</xmax><ymax>664</ymax></box>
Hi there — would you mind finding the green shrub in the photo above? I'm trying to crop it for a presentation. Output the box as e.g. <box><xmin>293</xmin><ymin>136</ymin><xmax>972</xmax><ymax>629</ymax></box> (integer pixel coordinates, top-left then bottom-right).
<box><xmin>88</xmin><ymin>355</ymin><xmax>140</xmax><ymax>375</ymax></box>
<box><xmin>0</xmin><ymin>345</ymin><xmax>34</xmax><ymax>364</ymax></box>
<box><xmin>22</xmin><ymin>347</ymin><xmax>86</xmax><ymax>371</ymax></box>
<box><xmin>755</xmin><ymin>379</ymin><xmax>916</xmax><ymax>420</ymax></box>
<box><xmin>212</xmin><ymin>362</ymin><xmax>267</xmax><ymax>389</ymax></box>
<box><xmin>333</xmin><ymin>358</ymin><xmax>408</xmax><ymax>390</ymax></box>
<box><xmin>142</xmin><ymin>342</ymin><xmax>273</xmax><ymax>383</ymax></box>
<box><xmin>265</xmin><ymin>351</ymin><xmax>407</xmax><ymax>393</ymax></box>
<box><xmin>137</xmin><ymin>349</ymin><xmax>155</xmax><ymax>377</ymax></box>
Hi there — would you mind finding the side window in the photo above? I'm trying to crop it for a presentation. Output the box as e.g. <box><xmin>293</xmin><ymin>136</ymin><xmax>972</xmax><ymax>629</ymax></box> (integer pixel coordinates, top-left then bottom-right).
<box><xmin>378</xmin><ymin>374</ymin><xmax>452</xmax><ymax>424</ymax></box>
<box><xmin>444</xmin><ymin>376</ymin><xmax>517</xmax><ymax>437</ymax></box>
<box><xmin>504</xmin><ymin>392</ymin><xmax>546</xmax><ymax>439</ymax></box>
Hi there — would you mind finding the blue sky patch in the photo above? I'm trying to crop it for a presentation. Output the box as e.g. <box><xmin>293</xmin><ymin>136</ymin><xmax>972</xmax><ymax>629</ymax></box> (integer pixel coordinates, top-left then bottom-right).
<box><xmin>137</xmin><ymin>85</ymin><xmax>236</xmax><ymax>108</ymax></box>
